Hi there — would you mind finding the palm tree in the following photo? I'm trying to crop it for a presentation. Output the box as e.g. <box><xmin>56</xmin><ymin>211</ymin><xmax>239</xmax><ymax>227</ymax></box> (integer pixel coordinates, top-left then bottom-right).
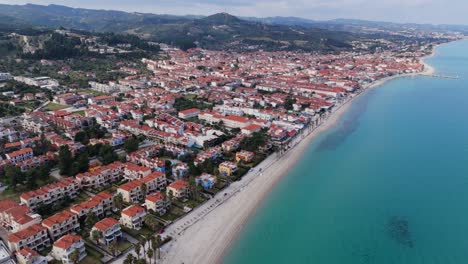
<box><xmin>188</xmin><ymin>176</ymin><xmax>197</xmax><ymax>199</ymax></box>
<box><xmin>144</xmin><ymin>214</ymin><xmax>158</xmax><ymax>231</ymax></box>
<box><xmin>91</xmin><ymin>229</ymin><xmax>102</xmax><ymax>245</ymax></box>
<box><xmin>124</xmin><ymin>254</ymin><xmax>135</xmax><ymax>264</ymax></box>
<box><xmin>147</xmin><ymin>250</ymin><xmax>154</xmax><ymax>264</ymax></box>
<box><xmin>134</xmin><ymin>243</ymin><xmax>141</xmax><ymax>260</ymax></box>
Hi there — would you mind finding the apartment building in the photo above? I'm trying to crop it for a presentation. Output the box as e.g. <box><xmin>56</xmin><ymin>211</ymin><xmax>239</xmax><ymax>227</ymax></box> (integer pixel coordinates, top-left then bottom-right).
<box><xmin>0</xmin><ymin>200</ymin><xmax>42</xmax><ymax>233</ymax></box>
<box><xmin>51</xmin><ymin>234</ymin><xmax>86</xmax><ymax>264</ymax></box>
<box><xmin>117</xmin><ymin>171</ymin><xmax>167</xmax><ymax>203</ymax></box>
<box><xmin>20</xmin><ymin>178</ymin><xmax>80</xmax><ymax>211</ymax></box>
<box><xmin>5</xmin><ymin>148</ymin><xmax>33</xmax><ymax>164</ymax></box>
<box><xmin>144</xmin><ymin>192</ymin><xmax>170</xmax><ymax>216</ymax></box>
<box><xmin>178</xmin><ymin>108</ymin><xmax>200</xmax><ymax>119</ymax></box>
<box><xmin>42</xmin><ymin>210</ymin><xmax>80</xmax><ymax>241</ymax></box>
<box><xmin>235</xmin><ymin>150</ymin><xmax>255</xmax><ymax>163</ymax></box>
<box><xmin>123</xmin><ymin>163</ymin><xmax>152</xmax><ymax>180</ymax></box>
<box><xmin>166</xmin><ymin>180</ymin><xmax>189</xmax><ymax>199</ymax></box>
<box><xmin>70</xmin><ymin>192</ymin><xmax>113</xmax><ymax>218</ymax></box>
<box><xmin>8</xmin><ymin>224</ymin><xmax>51</xmax><ymax>252</ymax></box>
<box><xmin>219</xmin><ymin>161</ymin><xmax>238</xmax><ymax>177</ymax></box>
<box><xmin>120</xmin><ymin>205</ymin><xmax>146</xmax><ymax>230</ymax></box>
<box><xmin>91</xmin><ymin>218</ymin><xmax>122</xmax><ymax>245</ymax></box>
<box><xmin>15</xmin><ymin>248</ymin><xmax>48</xmax><ymax>264</ymax></box>
<box><xmin>75</xmin><ymin>162</ymin><xmax>125</xmax><ymax>189</ymax></box>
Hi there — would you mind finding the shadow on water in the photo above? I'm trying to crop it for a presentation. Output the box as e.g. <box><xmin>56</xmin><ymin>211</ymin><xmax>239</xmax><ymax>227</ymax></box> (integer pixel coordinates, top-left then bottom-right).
<box><xmin>387</xmin><ymin>216</ymin><xmax>414</xmax><ymax>249</ymax></box>
<box><xmin>317</xmin><ymin>89</ymin><xmax>376</xmax><ymax>151</ymax></box>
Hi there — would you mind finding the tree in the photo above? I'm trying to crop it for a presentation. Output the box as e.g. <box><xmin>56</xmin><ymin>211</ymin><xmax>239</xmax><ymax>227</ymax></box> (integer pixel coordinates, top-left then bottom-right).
<box><xmin>75</xmin><ymin>152</ymin><xmax>89</xmax><ymax>174</ymax></box>
<box><xmin>91</xmin><ymin>229</ymin><xmax>102</xmax><ymax>245</ymax></box>
<box><xmin>113</xmin><ymin>193</ymin><xmax>124</xmax><ymax>211</ymax></box>
<box><xmin>69</xmin><ymin>249</ymin><xmax>80</xmax><ymax>264</ymax></box>
<box><xmin>58</xmin><ymin>145</ymin><xmax>73</xmax><ymax>175</ymax></box>
<box><xmin>74</xmin><ymin>131</ymin><xmax>89</xmax><ymax>144</ymax></box>
<box><xmin>134</xmin><ymin>243</ymin><xmax>141</xmax><ymax>259</ymax></box>
<box><xmin>188</xmin><ymin>176</ymin><xmax>200</xmax><ymax>199</ymax></box>
<box><xmin>124</xmin><ymin>254</ymin><xmax>135</xmax><ymax>264</ymax></box>
<box><xmin>239</xmin><ymin>131</ymin><xmax>267</xmax><ymax>152</ymax></box>
<box><xmin>4</xmin><ymin>165</ymin><xmax>24</xmax><ymax>190</ymax></box>
<box><xmin>188</xmin><ymin>162</ymin><xmax>201</xmax><ymax>177</ymax></box>
<box><xmin>85</xmin><ymin>212</ymin><xmax>98</xmax><ymax>229</ymax></box>
<box><xmin>147</xmin><ymin>250</ymin><xmax>154</xmax><ymax>264</ymax></box>
<box><xmin>124</xmin><ymin>137</ymin><xmax>139</xmax><ymax>153</ymax></box>
<box><xmin>108</xmin><ymin>240</ymin><xmax>118</xmax><ymax>256</ymax></box>
<box><xmin>98</xmin><ymin>144</ymin><xmax>118</xmax><ymax>165</ymax></box>
<box><xmin>144</xmin><ymin>214</ymin><xmax>158</xmax><ymax>231</ymax></box>
<box><xmin>140</xmin><ymin>183</ymin><xmax>147</xmax><ymax>198</ymax></box>
<box><xmin>165</xmin><ymin>160</ymin><xmax>173</xmax><ymax>178</ymax></box>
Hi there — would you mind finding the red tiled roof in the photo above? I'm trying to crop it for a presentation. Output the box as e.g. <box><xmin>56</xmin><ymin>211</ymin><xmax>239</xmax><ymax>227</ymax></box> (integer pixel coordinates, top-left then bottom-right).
<box><xmin>145</xmin><ymin>192</ymin><xmax>163</xmax><ymax>203</ymax></box>
<box><xmin>168</xmin><ymin>180</ymin><xmax>188</xmax><ymax>190</ymax></box>
<box><xmin>8</xmin><ymin>224</ymin><xmax>46</xmax><ymax>243</ymax></box>
<box><xmin>16</xmin><ymin>248</ymin><xmax>39</xmax><ymax>258</ymax></box>
<box><xmin>121</xmin><ymin>205</ymin><xmax>145</xmax><ymax>217</ymax></box>
<box><xmin>93</xmin><ymin>217</ymin><xmax>119</xmax><ymax>231</ymax></box>
<box><xmin>53</xmin><ymin>234</ymin><xmax>82</xmax><ymax>250</ymax></box>
<box><xmin>42</xmin><ymin>210</ymin><xmax>77</xmax><ymax>228</ymax></box>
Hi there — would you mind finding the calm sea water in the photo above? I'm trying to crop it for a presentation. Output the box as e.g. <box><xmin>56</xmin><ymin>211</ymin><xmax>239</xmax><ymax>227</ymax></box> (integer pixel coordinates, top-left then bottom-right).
<box><xmin>224</xmin><ymin>40</ymin><xmax>468</xmax><ymax>264</ymax></box>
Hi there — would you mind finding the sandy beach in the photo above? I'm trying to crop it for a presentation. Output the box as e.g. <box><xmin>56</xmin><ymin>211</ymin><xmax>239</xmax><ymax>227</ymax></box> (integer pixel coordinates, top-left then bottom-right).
<box><xmin>113</xmin><ymin>54</ymin><xmax>437</xmax><ymax>264</ymax></box>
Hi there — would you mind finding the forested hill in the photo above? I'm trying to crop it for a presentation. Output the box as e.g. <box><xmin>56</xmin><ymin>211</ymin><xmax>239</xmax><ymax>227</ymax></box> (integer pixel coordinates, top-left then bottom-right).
<box><xmin>0</xmin><ymin>4</ymin><xmax>355</xmax><ymax>52</ymax></box>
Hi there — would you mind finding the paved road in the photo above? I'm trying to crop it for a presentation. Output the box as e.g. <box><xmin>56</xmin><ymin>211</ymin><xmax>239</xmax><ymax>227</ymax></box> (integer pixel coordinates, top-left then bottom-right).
<box><xmin>49</xmin><ymin>168</ymin><xmax>64</xmax><ymax>180</ymax></box>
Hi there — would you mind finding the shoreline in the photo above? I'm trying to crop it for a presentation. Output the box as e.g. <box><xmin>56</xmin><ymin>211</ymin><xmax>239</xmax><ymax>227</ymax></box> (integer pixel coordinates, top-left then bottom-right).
<box><xmin>116</xmin><ymin>47</ymin><xmax>440</xmax><ymax>264</ymax></box>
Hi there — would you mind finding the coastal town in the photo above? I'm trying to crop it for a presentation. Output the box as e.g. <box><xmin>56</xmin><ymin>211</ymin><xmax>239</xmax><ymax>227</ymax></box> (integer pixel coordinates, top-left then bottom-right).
<box><xmin>0</xmin><ymin>21</ymin><xmax>462</xmax><ymax>264</ymax></box>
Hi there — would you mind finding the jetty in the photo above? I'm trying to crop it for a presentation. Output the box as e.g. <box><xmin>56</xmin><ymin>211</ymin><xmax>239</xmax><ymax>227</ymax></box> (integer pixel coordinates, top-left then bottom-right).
<box><xmin>425</xmin><ymin>74</ymin><xmax>459</xmax><ymax>79</ymax></box>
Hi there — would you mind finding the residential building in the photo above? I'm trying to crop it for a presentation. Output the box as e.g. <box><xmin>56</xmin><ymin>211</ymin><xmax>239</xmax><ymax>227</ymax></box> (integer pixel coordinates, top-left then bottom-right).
<box><xmin>0</xmin><ymin>200</ymin><xmax>42</xmax><ymax>233</ymax></box>
<box><xmin>196</xmin><ymin>173</ymin><xmax>217</xmax><ymax>190</ymax></box>
<box><xmin>166</xmin><ymin>180</ymin><xmax>189</xmax><ymax>199</ymax></box>
<box><xmin>235</xmin><ymin>150</ymin><xmax>255</xmax><ymax>163</ymax></box>
<box><xmin>178</xmin><ymin>108</ymin><xmax>200</xmax><ymax>119</ymax></box>
<box><xmin>15</xmin><ymin>248</ymin><xmax>48</xmax><ymax>264</ymax></box>
<box><xmin>144</xmin><ymin>192</ymin><xmax>170</xmax><ymax>216</ymax></box>
<box><xmin>219</xmin><ymin>161</ymin><xmax>238</xmax><ymax>177</ymax></box>
<box><xmin>75</xmin><ymin>162</ymin><xmax>125</xmax><ymax>189</ymax></box>
<box><xmin>20</xmin><ymin>178</ymin><xmax>80</xmax><ymax>211</ymax></box>
<box><xmin>117</xmin><ymin>171</ymin><xmax>167</xmax><ymax>203</ymax></box>
<box><xmin>5</xmin><ymin>148</ymin><xmax>33</xmax><ymax>164</ymax></box>
<box><xmin>120</xmin><ymin>205</ymin><xmax>146</xmax><ymax>230</ymax></box>
<box><xmin>51</xmin><ymin>234</ymin><xmax>86</xmax><ymax>264</ymax></box>
<box><xmin>123</xmin><ymin>163</ymin><xmax>152</xmax><ymax>180</ymax></box>
<box><xmin>7</xmin><ymin>224</ymin><xmax>51</xmax><ymax>252</ymax></box>
<box><xmin>70</xmin><ymin>192</ymin><xmax>113</xmax><ymax>218</ymax></box>
<box><xmin>90</xmin><ymin>218</ymin><xmax>122</xmax><ymax>245</ymax></box>
<box><xmin>42</xmin><ymin>210</ymin><xmax>80</xmax><ymax>241</ymax></box>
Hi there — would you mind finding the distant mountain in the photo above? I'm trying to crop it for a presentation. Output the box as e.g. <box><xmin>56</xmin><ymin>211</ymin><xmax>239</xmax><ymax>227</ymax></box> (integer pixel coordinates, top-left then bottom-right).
<box><xmin>0</xmin><ymin>4</ymin><xmax>357</xmax><ymax>52</ymax></box>
<box><xmin>244</xmin><ymin>16</ymin><xmax>468</xmax><ymax>34</ymax></box>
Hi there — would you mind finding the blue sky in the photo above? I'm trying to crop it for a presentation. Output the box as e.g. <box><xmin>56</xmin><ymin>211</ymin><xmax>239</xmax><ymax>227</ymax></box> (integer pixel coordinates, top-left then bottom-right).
<box><xmin>0</xmin><ymin>0</ymin><xmax>466</xmax><ymax>25</ymax></box>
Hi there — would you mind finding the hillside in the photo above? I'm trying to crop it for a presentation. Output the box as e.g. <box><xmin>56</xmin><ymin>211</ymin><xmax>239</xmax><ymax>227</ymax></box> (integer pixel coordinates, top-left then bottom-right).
<box><xmin>0</xmin><ymin>4</ymin><xmax>355</xmax><ymax>52</ymax></box>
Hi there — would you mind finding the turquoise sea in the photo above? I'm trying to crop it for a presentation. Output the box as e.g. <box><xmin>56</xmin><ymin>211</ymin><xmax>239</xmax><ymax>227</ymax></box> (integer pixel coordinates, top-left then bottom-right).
<box><xmin>224</xmin><ymin>40</ymin><xmax>468</xmax><ymax>264</ymax></box>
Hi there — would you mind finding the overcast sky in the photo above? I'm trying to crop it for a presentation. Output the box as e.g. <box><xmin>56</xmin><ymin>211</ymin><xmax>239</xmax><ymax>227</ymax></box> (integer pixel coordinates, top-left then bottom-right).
<box><xmin>0</xmin><ymin>0</ymin><xmax>466</xmax><ymax>25</ymax></box>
